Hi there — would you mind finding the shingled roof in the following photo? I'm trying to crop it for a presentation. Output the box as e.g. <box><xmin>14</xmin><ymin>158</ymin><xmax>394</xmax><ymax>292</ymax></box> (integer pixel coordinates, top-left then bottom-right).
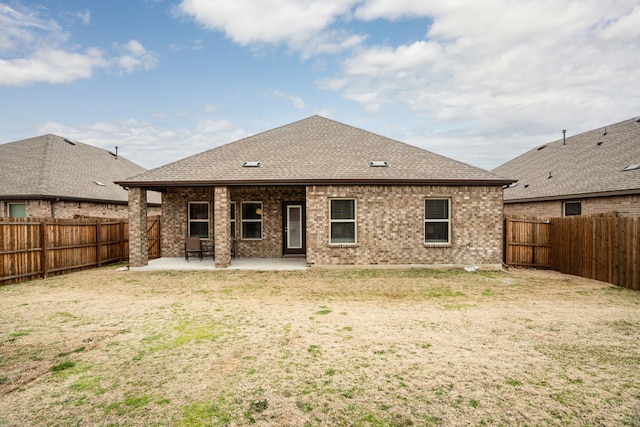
<box><xmin>119</xmin><ymin>116</ymin><xmax>511</xmax><ymax>189</ymax></box>
<box><xmin>493</xmin><ymin>116</ymin><xmax>640</xmax><ymax>202</ymax></box>
<box><xmin>0</xmin><ymin>134</ymin><xmax>160</xmax><ymax>204</ymax></box>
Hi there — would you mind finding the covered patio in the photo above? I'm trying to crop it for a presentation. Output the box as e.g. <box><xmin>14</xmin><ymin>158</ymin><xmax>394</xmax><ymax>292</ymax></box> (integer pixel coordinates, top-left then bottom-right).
<box><xmin>128</xmin><ymin>257</ymin><xmax>307</xmax><ymax>271</ymax></box>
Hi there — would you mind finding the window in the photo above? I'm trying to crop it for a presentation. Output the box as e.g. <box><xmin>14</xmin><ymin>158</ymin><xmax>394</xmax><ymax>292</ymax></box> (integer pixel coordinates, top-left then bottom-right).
<box><xmin>330</xmin><ymin>199</ymin><xmax>356</xmax><ymax>244</ymax></box>
<box><xmin>230</xmin><ymin>202</ymin><xmax>236</xmax><ymax>239</ymax></box>
<box><xmin>241</xmin><ymin>202</ymin><xmax>262</xmax><ymax>239</ymax></box>
<box><xmin>8</xmin><ymin>202</ymin><xmax>26</xmax><ymax>218</ymax></box>
<box><xmin>425</xmin><ymin>199</ymin><xmax>450</xmax><ymax>243</ymax></box>
<box><xmin>564</xmin><ymin>201</ymin><xmax>582</xmax><ymax>216</ymax></box>
<box><xmin>188</xmin><ymin>202</ymin><xmax>209</xmax><ymax>238</ymax></box>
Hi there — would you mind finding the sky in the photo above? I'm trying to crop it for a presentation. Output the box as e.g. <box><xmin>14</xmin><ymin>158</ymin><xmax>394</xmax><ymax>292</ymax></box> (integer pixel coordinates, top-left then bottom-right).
<box><xmin>1</xmin><ymin>0</ymin><xmax>639</xmax><ymax>172</ymax></box>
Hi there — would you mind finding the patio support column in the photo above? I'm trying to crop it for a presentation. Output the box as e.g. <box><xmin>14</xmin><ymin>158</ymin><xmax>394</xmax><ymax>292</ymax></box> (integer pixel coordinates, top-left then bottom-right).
<box><xmin>214</xmin><ymin>186</ymin><xmax>231</xmax><ymax>268</ymax></box>
<box><xmin>128</xmin><ymin>186</ymin><xmax>148</xmax><ymax>267</ymax></box>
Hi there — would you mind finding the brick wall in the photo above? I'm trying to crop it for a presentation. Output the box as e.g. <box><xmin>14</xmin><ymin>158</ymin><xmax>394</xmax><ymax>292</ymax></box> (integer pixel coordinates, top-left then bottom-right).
<box><xmin>0</xmin><ymin>199</ymin><xmax>160</xmax><ymax>219</ymax></box>
<box><xmin>128</xmin><ymin>187</ymin><xmax>148</xmax><ymax>267</ymax></box>
<box><xmin>306</xmin><ymin>185</ymin><xmax>504</xmax><ymax>267</ymax></box>
<box><xmin>504</xmin><ymin>194</ymin><xmax>640</xmax><ymax>218</ymax></box>
<box><xmin>159</xmin><ymin>184</ymin><xmax>504</xmax><ymax>267</ymax></box>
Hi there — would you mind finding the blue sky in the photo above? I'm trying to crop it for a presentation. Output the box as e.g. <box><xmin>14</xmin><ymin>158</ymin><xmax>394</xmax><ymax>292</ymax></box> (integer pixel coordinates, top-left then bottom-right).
<box><xmin>1</xmin><ymin>0</ymin><xmax>639</xmax><ymax>171</ymax></box>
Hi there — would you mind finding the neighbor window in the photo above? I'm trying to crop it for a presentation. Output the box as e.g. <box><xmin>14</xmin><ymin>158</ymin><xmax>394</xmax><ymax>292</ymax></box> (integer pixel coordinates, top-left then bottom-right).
<box><xmin>330</xmin><ymin>199</ymin><xmax>356</xmax><ymax>244</ymax></box>
<box><xmin>241</xmin><ymin>202</ymin><xmax>262</xmax><ymax>240</ymax></box>
<box><xmin>188</xmin><ymin>202</ymin><xmax>210</xmax><ymax>238</ymax></box>
<box><xmin>564</xmin><ymin>201</ymin><xmax>582</xmax><ymax>216</ymax></box>
<box><xmin>425</xmin><ymin>199</ymin><xmax>450</xmax><ymax>243</ymax></box>
<box><xmin>8</xmin><ymin>202</ymin><xmax>26</xmax><ymax>218</ymax></box>
<box><xmin>230</xmin><ymin>202</ymin><xmax>236</xmax><ymax>239</ymax></box>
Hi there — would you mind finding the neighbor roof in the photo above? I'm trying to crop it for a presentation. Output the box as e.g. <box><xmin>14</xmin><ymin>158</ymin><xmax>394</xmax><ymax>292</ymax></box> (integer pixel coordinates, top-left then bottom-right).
<box><xmin>493</xmin><ymin>116</ymin><xmax>640</xmax><ymax>202</ymax></box>
<box><xmin>119</xmin><ymin>116</ymin><xmax>511</xmax><ymax>189</ymax></box>
<box><xmin>0</xmin><ymin>134</ymin><xmax>160</xmax><ymax>204</ymax></box>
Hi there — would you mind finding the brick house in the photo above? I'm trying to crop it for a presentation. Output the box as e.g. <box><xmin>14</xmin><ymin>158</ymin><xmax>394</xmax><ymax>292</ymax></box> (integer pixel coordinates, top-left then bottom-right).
<box><xmin>0</xmin><ymin>134</ymin><xmax>161</xmax><ymax>219</ymax></box>
<box><xmin>118</xmin><ymin>116</ymin><xmax>512</xmax><ymax>268</ymax></box>
<box><xmin>493</xmin><ymin>116</ymin><xmax>640</xmax><ymax>218</ymax></box>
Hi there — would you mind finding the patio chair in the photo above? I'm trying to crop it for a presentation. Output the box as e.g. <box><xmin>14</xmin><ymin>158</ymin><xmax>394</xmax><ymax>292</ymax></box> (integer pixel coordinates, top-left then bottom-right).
<box><xmin>184</xmin><ymin>236</ymin><xmax>203</xmax><ymax>261</ymax></box>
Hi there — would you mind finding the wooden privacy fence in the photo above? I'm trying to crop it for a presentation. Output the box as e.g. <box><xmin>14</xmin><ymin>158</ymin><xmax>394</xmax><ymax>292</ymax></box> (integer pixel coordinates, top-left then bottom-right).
<box><xmin>505</xmin><ymin>215</ymin><xmax>639</xmax><ymax>290</ymax></box>
<box><xmin>0</xmin><ymin>216</ymin><xmax>161</xmax><ymax>285</ymax></box>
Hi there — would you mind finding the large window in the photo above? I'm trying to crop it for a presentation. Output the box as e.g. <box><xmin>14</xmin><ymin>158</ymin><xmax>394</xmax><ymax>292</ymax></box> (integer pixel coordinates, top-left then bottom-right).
<box><xmin>330</xmin><ymin>199</ymin><xmax>356</xmax><ymax>244</ymax></box>
<box><xmin>425</xmin><ymin>199</ymin><xmax>450</xmax><ymax>243</ymax></box>
<box><xmin>188</xmin><ymin>202</ymin><xmax>210</xmax><ymax>238</ymax></box>
<box><xmin>564</xmin><ymin>201</ymin><xmax>582</xmax><ymax>216</ymax></box>
<box><xmin>241</xmin><ymin>202</ymin><xmax>262</xmax><ymax>240</ymax></box>
<box><xmin>8</xmin><ymin>202</ymin><xmax>26</xmax><ymax>218</ymax></box>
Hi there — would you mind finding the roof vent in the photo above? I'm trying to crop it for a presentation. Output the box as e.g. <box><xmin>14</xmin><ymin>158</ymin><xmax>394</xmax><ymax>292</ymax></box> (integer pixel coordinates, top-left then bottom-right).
<box><xmin>242</xmin><ymin>161</ymin><xmax>262</xmax><ymax>168</ymax></box>
<box><xmin>524</xmin><ymin>184</ymin><xmax>530</xmax><ymax>188</ymax></box>
<box><xmin>93</xmin><ymin>180</ymin><xmax>106</xmax><ymax>187</ymax></box>
<box><xmin>623</xmin><ymin>164</ymin><xmax>640</xmax><ymax>172</ymax></box>
<box><xmin>508</xmin><ymin>182</ymin><xmax>519</xmax><ymax>188</ymax></box>
<box><xmin>368</xmin><ymin>160</ymin><xmax>388</xmax><ymax>167</ymax></box>
<box><xmin>636</xmin><ymin>117</ymin><xmax>640</xmax><ymax>123</ymax></box>
<box><xmin>64</xmin><ymin>138</ymin><xmax>77</xmax><ymax>145</ymax></box>
<box><xmin>547</xmin><ymin>172</ymin><xmax>553</xmax><ymax>179</ymax></box>
<box><xmin>536</xmin><ymin>145</ymin><xmax>547</xmax><ymax>151</ymax></box>
<box><xmin>597</xmin><ymin>141</ymin><xmax>604</xmax><ymax>146</ymax></box>
<box><xmin>602</xmin><ymin>127</ymin><xmax>607</xmax><ymax>136</ymax></box>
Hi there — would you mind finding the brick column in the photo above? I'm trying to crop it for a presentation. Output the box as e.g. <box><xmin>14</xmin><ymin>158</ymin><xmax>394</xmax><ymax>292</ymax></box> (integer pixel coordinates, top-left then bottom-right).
<box><xmin>214</xmin><ymin>186</ymin><xmax>231</xmax><ymax>268</ymax></box>
<box><xmin>128</xmin><ymin>187</ymin><xmax>148</xmax><ymax>267</ymax></box>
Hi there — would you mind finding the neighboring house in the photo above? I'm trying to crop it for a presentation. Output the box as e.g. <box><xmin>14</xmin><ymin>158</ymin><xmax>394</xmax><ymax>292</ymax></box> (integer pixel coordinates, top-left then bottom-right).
<box><xmin>0</xmin><ymin>134</ymin><xmax>161</xmax><ymax>219</ymax></box>
<box><xmin>118</xmin><ymin>116</ymin><xmax>513</xmax><ymax>268</ymax></box>
<box><xmin>493</xmin><ymin>116</ymin><xmax>640</xmax><ymax>218</ymax></box>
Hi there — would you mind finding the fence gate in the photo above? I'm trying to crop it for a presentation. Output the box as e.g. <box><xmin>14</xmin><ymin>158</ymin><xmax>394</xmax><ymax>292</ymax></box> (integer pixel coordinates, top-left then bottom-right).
<box><xmin>504</xmin><ymin>217</ymin><xmax>551</xmax><ymax>269</ymax></box>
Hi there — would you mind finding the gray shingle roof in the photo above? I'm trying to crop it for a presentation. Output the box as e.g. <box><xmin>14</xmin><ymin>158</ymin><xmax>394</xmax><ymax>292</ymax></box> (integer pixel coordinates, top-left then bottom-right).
<box><xmin>120</xmin><ymin>116</ymin><xmax>510</xmax><ymax>187</ymax></box>
<box><xmin>0</xmin><ymin>134</ymin><xmax>160</xmax><ymax>204</ymax></box>
<box><xmin>493</xmin><ymin>116</ymin><xmax>640</xmax><ymax>202</ymax></box>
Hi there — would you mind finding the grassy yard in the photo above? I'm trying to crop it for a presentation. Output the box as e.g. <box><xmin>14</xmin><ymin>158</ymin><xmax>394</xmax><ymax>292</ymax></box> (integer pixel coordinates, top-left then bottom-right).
<box><xmin>0</xmin><ymin>266</ymin><xmax>639</xmax><ymax>426</ymax></box>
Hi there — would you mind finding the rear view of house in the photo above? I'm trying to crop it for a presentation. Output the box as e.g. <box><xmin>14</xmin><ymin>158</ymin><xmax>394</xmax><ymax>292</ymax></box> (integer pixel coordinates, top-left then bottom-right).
<box><xmin>0</xmin><ymin>134</ymin><xmax>160</xmax><ymax>219</ymax></box>
<box><xmin>493</xmin><ymin>117</ymin><xmax>640</xmax><ymax>217</ymax></box>
<box><xmin>118</xmin><ymin>116</ymin><xmax>512</xmax><ymax>268</ymax></box>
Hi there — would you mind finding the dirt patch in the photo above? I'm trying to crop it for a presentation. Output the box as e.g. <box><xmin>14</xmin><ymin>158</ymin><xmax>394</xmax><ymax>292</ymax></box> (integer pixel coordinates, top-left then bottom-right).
<box><xmin>1</xmin><ymin>266</ymin><xmax>639</xmax><ymax>426</ymax></box>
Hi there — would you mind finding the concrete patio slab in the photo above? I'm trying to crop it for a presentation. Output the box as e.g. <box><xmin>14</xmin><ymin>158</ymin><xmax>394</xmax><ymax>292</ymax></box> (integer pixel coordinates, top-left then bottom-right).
<box><xmin>128</xmin><ymin>257</ymin><xmax>307</xmax><ymax>271</ymax></box>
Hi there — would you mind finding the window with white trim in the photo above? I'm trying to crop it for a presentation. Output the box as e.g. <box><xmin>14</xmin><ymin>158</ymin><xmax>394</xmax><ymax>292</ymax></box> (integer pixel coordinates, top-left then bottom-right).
<box><xmin>188</xmin><ymin>202</ymin><xmax>210</xmax><ymax>238</ymax></box>
<box><xmin>330</xmin><ymin>199</ymin><xmax>356</xmax><ymax>244</ymax></box>
<box><xmin>564</xmin><ymin>201</ymin><xmax>582</xmax><ymax>216</ymax></box>
<box><xmin>241</xmin><ymin>202</ymin><xmax>262</xmax><ymax>240</ymax></box>
<box><xmin>425</xmin><ymin>199</ymin><xmax>450</xmax><ymax>243</ymax></box>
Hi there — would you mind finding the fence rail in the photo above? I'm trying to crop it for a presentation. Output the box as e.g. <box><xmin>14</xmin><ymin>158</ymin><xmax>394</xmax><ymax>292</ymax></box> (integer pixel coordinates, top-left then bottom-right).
<box><xmin>505</xmin><ymin>215</ymin><xmax>639</xmax><ymax>290</ymax></box>
<box><xmin>1</xmin><ymin>216</ymin><xmax>160</xmax><ymax>285</ymax></box>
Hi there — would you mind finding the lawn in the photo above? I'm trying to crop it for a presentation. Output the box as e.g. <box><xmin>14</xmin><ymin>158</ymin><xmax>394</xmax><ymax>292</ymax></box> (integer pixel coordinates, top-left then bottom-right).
<box><xmin>0</xmin><ymin>266</ymin><xmax>639</xmax><ymax>426</ymax></box>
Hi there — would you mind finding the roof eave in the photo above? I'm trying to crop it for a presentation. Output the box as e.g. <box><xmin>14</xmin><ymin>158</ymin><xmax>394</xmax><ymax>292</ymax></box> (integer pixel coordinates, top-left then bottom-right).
<box><xmin>0</xmin><ymin>193</ymin><xmax>161</xmax><ymax>207</ymax></box>
<box><xmin>116</xmin><ymin>178</ymin><xmax>515</xmax><ymax>190</ymax></box>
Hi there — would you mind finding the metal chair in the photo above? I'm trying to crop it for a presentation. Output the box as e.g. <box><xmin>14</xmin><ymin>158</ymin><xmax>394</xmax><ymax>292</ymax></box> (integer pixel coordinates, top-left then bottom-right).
<box><xmin>184</xmin><ymin>236</ymin><xmax>203</xmax><ymax>261</ymax></box>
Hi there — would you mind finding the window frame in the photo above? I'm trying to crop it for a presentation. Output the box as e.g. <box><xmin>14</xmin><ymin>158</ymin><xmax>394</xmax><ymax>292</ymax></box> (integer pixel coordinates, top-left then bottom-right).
<box><xmin>563</xmin><ymin>201</ymin><xmax>582</xmax><ymax>216</ymax></box>
<box><xmin>188</xmin><ymin>201</ymin><xmax>210</xmax><ymax>238</ymax></box>
<box><xmin>424</xmin><ymin>198</ymin><xmax>451</xmax><ymax>244</ymax></box>
<box><xmin>329</xmin><ymin>198</ymin><xmax>357</xmax><ymax>245</ymax></box>
<box><xmin>8</xmin><ymin>202</ymin><xmax>26</xmax><ymax>218</ymax></box>
<box><xmin>241</xmin><ymin>201</ymin><xmax>263</xmax><ymax>240</ymax></box>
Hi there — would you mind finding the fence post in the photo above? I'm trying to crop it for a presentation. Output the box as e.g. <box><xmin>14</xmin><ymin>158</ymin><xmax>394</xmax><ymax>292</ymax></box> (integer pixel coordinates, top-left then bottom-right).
<box><xmin>40</xmin><ymin>222</ymin><xmax>48</xmax><ymax>279</ymax></box>
<box><xmin>96</xmin><ymin>222</ymin><xmax>102</xmax><ymax>268</ymax></box>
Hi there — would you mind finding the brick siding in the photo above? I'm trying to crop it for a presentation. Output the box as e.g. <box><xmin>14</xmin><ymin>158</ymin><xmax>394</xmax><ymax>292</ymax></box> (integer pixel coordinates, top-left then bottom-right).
<box><xmin>159</xmin><ymin>184</ymin><xmax>503</xmax><ymax>267</ymax></box>
<box><xmin>504</xmin><ymin>194</ymin><xmax>640</xmax><ymax>218</ymax></box>
<box><xmin>0</xmin><ymin>199</ymin><xmax>160</xmax><ymax>219</ymax></box>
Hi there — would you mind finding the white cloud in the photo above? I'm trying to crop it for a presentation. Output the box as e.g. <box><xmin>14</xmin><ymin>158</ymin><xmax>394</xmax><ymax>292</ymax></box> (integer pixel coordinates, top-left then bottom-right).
<box><xmin>0</xmin><ymin>4</ymin><xmax>157</xmax><ymax>86</ymax></box>
<box><xmin>0</xmin><ymin>48</ymin><xmax>107</xmax><ymax>85</ymax></box>
<box><xmin>113</xmin><ymin>40</ymin><xmax>159</xmax><ymax>74</ymax></box>
<box><xmin>317</xmin><ymin>0</ymin><xmax>640</xmax><ymax>166</ymax></box>
<box><xmin>38</xmin><ymin>118</ymin><xmax>248</xmax><ymax>169</ymax></box>
<box><xmin>267</xmin><ymin>90</ymin><xmax>306</xmax><ymax>109</ymax></box>
<box><xmin>176</xmin><ymin>0</ymin><xmax>363</xmax><ymax>55</ymax></box>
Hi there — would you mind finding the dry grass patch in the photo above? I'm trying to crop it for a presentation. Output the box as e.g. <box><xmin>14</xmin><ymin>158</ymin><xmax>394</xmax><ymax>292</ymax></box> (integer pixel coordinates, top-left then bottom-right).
<box><xmin>1</xmin><ymin>266</ymin><xmax>639</xmax><ymax>426</ymax></box>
